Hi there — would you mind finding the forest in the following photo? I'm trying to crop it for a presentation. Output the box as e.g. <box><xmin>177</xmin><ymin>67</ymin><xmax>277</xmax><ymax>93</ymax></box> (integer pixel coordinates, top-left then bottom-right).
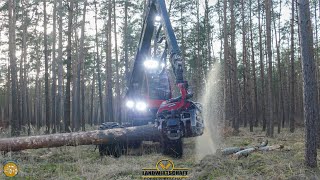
<box><xmin>0</xmin><ymin>0</ymin><xmax>320</xmax><ymax>179</ymax></box>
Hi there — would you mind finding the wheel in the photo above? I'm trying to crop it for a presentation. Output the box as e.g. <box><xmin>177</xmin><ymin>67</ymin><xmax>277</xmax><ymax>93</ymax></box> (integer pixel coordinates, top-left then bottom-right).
<box><xmin>98</xmin><ymin>122</ymin><xmax>123</xmax><ymax>158</ymax></box>
<box><xmin>128</xmin><ymin>140</ymin><xmax>142</xmax><ymax>149</ymax></box>
<box><xmin>161</xmin><ymin>137</ymin><xmax>183</xmax><ymax>158</ymax></box>
<box><xmin>98</xmin><ymin>144</ymin><xmax>107</xmax><ymax>156</ymax></box>
<box><xmin>100</xmin><ymin>143</ymin><xmax>123</xmax><ymax>158</ymax></box>
<box><xmin>112</xmin><ymin>143</ymin><xmax>122</xmax><ymax>158</ymax></box>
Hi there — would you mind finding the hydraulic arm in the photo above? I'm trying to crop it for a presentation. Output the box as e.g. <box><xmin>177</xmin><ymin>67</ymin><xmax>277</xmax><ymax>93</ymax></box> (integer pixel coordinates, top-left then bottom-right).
<box><xmin>129</xmin><ymin>0</ymin><xmax>184</xmax><ymax>92</ymax></box>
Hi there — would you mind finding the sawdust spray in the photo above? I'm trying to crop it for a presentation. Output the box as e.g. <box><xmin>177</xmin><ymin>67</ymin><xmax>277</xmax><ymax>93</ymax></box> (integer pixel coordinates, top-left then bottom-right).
<box><xmin>195</xmin><ymin>62</ymin><xmax>223</xmax><ymax>161</ymax></box>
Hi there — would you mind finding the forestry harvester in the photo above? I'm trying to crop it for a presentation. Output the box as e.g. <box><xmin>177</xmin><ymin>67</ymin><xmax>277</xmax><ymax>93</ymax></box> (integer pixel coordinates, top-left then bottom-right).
<box><xmin>98</xmin><ymin>0</ymin><xmax>204</xmax><ymax>158</ymax></box>
<box><xmin>0</xmin><ymin>0</ymin><xmax>204</xmax><ymax>158</ymax></box>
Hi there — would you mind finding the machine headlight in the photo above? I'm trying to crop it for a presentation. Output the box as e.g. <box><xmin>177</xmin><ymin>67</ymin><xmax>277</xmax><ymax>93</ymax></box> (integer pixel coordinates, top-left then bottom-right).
<box><xmin>136</xmin><ymin>101</ymin><xmax>147</xmax><ymax>111</ymax></box>
<box><xmin>155</xmin><ymin>15</ymin><xmax>161</xmax><ymax>22</ymax></box>
<box><xmin>126</xmin><ymin>100</ymin><xmax>135</xmax><ymax>108</ymax></box>
<box><xmin>144</xmin><ymin>59</ymin><xmax>159</xmax><ymax>69</ymax></box>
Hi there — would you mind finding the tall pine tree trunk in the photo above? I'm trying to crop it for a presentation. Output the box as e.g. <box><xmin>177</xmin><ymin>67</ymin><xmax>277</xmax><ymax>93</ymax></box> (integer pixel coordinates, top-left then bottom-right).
<box><xmin>290</xmin><ymin>0</ymin><xmax>295</xmax><ymax>133</ymax></box>
<box><xmin>241</xmin><ymin>0</ymin><xmax>248</xmax><ymax>128</ymax></box>
<box><xmin>113</xmin><ymin>0</ymin><xmax>121</xmax><ymax>122</ymax></box>
<box><xmin>266</xmin><ymin>0</ymin><xmax>274</xmax><ymax>137</ymax></box>
<box><xmin>57</xmin><ymin>0</ymin><xmax>64</xmax><ymax>132</ymax></box>
<box><xmin>124</xmin><ymin>0</ymin><xmax>129</xmax><ymax>84</ymax></box>
<box><xmin>52</xmin><ymin>0</ymin><xmax>57</xmax><ymax>133</ymax></box>
<box><xmin>64</xmin><ymin>0</ymin><xmax>74</xmax><ymax>133</ymax></box>
<box><xmin>249</xmin><ymin>0</ymin><xmax>258</xmax><ymax>129</ymax></box>
<box><xmin>258</xmin><ymin>0</ymin><xmax>266</xmax><ymax>130</ymax></box>
<box><xmin>44</xmin><ymin>0</ymin><xmax>51</xmax><ymax>133</ymax></box>
<box><xmin>90</xmin><ymin>67</ymin><xmax>96</xmax><ymax>126</ymax></box>
<box><xmin>21</xmin><ymin>7</ymin><xmax>29</xmax><ymax>134</ymax></box>
<box><xmin>76</xmin><ymin>0</ymin><xmax>87</xmax><ymax>131</ymax></box>
<box><xmin>94</xmin><ymin>0</ymin><xmax>105</xmax><ymax>124</ymax></box>
<box><xmin>8</xmin><ymin>0</ymin><xmax>20</xmax><ymax>136</ymax></box>
<box><xmin>230</xmin><ymin>0</ymin><xmax>240</xmax><ymax>132</ymax></box>
<box><xmin>105</xmin><ymin>0</ymin><xmax>114</xmax><ymax>122</ymax></box>
<box><xmin>298</xmin><ymin>0</ymin><xmax>318</xmax><ymax>168</ymax></box>
<box><xmin>223</xmin><ymin>0</ymin><xmax>231</xmax><ymax>126</ymax></box>
<box><xmin>273</xmin><ymin>0</ymin><xmax>284</xmax><ymax>134</ymax></box>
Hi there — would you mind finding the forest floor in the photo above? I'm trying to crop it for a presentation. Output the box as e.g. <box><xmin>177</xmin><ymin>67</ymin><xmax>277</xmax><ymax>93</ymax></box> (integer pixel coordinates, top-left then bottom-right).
<box><xmin>0</xmin><ymin>127</ymin><xmax>320</xmax><ymax>180</ymax></box>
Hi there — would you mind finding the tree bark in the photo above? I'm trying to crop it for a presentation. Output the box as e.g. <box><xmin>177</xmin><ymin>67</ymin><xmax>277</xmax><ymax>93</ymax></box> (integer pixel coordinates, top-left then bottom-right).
<box><xmin>44</xmin><ymin>0</ymin><xmax>51</xmax><ymax>134</ymax></box>
<box><xmin>205</xmin><ymin>0</ymin><xmax>212</xmax><ymax>66</ymax></box>
<box><xmin>241</xmin><ymin>0</ymin><xmax>248</xmax><ymax>128</ymax></box>
<box><xmin>258</xmin><ymin>0</ymin><xmax>266</xmax><ymax>130</ymax></box>
<box><xmin>94</xmin><ymin>0</ymin><xmax>105</xmax><ymax>124</ymax></box>
<box><xmin>223</xmin><ymin>0</ymin><xmax>231</xmax><ymax>126</ymax></box>
<box><xmin>230</xmin><ymin>0</ymin><xmax>240</xmax><ymax>133</ymax></box>
<box><xmin>76</xmin><ymin>0</ymin><xmax>87</xmax><ymax>132</ymax></box>
<box><xmin>72</xmin><ymin>3</ymin><xmax>80</xmax><ymax>131</ymax></box>
<box><xmin>52</xmin><ymin>0</ymin><xmax>58</xmax><ymax>133</ymax></box>
<box><xmin>8</xmin><ymin>0</ymin><xmax>20</xmax><ymax>136</ymax></box>
<box><xmin>290</xmin><ymin>0</ymin><xmax>295</xmax><ymax>133</ymax></box>
<box><xmin>124</xmin><ymin>0</ymin><xmax>129</xmax><ymax>84</ymax></box>
<box><xmin>273</xmin><ymin>0</ymin><xmax>284</xmax><ymax>134</ymax></box>
<box><xmin>298</xmin><ymin>0</ymin><xmax>318</xmax><ymax>168</ymax></box>
<box><xmin>0</xmin><ymin>125</ymin><xmax>160</xmax><ymax>152</ymax></box>
<box><xmin>249</xmin><ymin>0</ymin><xmax>258</xmax><ymax>130</ymax></box>
<box><xmin>90</xmin><ymin>67</ymin><xmax>96</xmax><ymax>126</ymax></box>
<box><xmin>20</xmin><ymin>5</ymin><xmax>28</xmax><ymax>132</ymax></box>
<box><xmin>105</xmin><ymin>0</ymin><xmax>114</xmax><ymax>122</ymax></box>
<box><xmin>265</xmin><ymin>0</ymin><xmax>274</xmax><ymax>137</ymax></box>
<box><xmin>22</xmin><ymin>7</ymin><xmax>29</xmax><ymax>134</ymax></box>
<box><xmin>57</xmin><ymin>0</ymin><xmax>64</xmax><ymax>133</ymax></box>
<box><xmin>113</xmin><ymin>0</ymin><xmax>121</xmax><ymax>123</ymax></box>
<box><xmin>64</xmin><ymin>0</ymin><xmax>74</xmax><ymax>133</ymax></box>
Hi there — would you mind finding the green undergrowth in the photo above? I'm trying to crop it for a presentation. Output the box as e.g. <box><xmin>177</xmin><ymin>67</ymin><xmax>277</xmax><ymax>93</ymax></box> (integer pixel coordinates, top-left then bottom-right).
<box><xmin>0</xmin><ymin>127</ymin><xmax>319</xmax><ymax>179</ymax></box>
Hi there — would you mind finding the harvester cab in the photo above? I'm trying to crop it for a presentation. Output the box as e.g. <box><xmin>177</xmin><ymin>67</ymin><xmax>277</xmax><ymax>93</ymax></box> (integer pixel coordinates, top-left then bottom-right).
<box><xmin>125</xmin><ymin>65</ymin><xmax>172</xmax><ymax>126</ymax></box>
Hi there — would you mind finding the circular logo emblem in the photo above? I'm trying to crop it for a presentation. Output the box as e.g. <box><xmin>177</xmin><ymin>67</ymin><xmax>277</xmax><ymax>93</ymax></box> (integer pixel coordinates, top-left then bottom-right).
<box><xmin>3</xmin><ymin>161</ymin><xmax>19</xmax><ymax>177</ymax></box>
<box><xmin>156</xmin><ymin>159</ymin><xmax>174</xmax><ymax>171</ymax></box>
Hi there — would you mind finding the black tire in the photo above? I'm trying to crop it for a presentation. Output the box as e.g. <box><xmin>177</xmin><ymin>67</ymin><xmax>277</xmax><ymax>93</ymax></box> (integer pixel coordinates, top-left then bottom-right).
<box><xmin>98</xmin><ymin>144</ymin><xmax>107</xmax><ymax>156</ymax></box>
<box><xmin>161</xmin><ymin>137</ymin><xmax>183</xmax><ymax>158</ymax></box>
<box><xmin>112</xmin><ymin>143</ymin><xmax>122</xmax><ymax>158</ymax></box>
<box><xmin>100</xmin><ymin>143</ymin><xmax>122</xmax><ymax>158</ymax></box>
<box><xmin>98</xmin><ymin>122</ymin><xmax>123</xmax><ymax>158</ymax></box>
<box><xmin>128</xmin><ymin>140</ymin><xmax>142</xmax><ymax>149</ymax></box>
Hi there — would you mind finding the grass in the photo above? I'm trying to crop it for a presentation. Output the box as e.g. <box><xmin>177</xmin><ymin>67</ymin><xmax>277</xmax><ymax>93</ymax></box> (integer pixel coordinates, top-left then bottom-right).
<box><xmin>190</xmin><ymin>127</ymin><xmax>320</xmax><ymax>180</ymax></box>
<box><xmin>0</xmin><ymin>127</ymin><xmax>320</xmax><ymax>179</ymax></box>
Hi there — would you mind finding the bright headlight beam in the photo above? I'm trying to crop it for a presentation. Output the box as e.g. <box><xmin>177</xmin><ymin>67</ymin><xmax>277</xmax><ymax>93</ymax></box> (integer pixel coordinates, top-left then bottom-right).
<box><xmin>126</xmin><ymin>100</ymin><xmax>134</xmax><ymax>108</ymax></box>
<box><xmin>155</xmin><ymin>15</ymin><xmax>161</xmax><ymax>22</ymax></box>
<box><xmin>136</xmin><ymin>101</ymin><xmax>147</xmax><ymax>111</ymax></box>
<box><xmin>144</xmin><ymin>60</ymin><xmax>159</xmax><ymax>69</ymax></box>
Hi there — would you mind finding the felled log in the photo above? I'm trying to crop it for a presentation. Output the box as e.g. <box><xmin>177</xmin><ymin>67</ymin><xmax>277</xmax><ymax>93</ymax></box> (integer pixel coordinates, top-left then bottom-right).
<box><xmin>222</xmin><ymin>140</ymin><xmax>268</xmax><ymax>155</ymax></box>
<box><xmin>233</xmin><ymin>147</ymin><xmax>256</xmax><ymax>159</ymax></box>
<box><xmin>221</xmin><ymin>147</ymin><xmax>243</xmax><ymax>155</ymax></box>
<box><xmin>233</xmin><ymin>144</ymin><xmax>284</xmax><ymax>159</ymax></box>
<box><xmin>0</xmin><ymin>125</ymin><xmax>161</xmax><ymax>152</ymax></box>
<box><xmin>258</xmin><ymin>145</ymin><xmax>284</xmax><ymax>151</ymax></box>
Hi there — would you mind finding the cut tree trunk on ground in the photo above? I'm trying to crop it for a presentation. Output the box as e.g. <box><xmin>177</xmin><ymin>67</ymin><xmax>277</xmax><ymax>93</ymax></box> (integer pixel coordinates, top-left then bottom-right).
<box><xmin>222</xmin><ymin>140</ymin><xmax>268</xmax><ymax>155</ymax></box>
<box><xmin>232</xmin><ymin>144</ymin><xmax>284</xmax><ymax>159</ymax></box>
<box><xmin>0</xmin><ymin>125</ymin><xmax>160</xmax><ymax>152</ymax></box>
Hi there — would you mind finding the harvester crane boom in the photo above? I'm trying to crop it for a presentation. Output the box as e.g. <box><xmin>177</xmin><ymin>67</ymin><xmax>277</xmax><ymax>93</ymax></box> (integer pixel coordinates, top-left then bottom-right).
<box><xmin>129</xmin><ymin>0</ymin><xmax>183</xmax><ymax>95</ymax></box>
